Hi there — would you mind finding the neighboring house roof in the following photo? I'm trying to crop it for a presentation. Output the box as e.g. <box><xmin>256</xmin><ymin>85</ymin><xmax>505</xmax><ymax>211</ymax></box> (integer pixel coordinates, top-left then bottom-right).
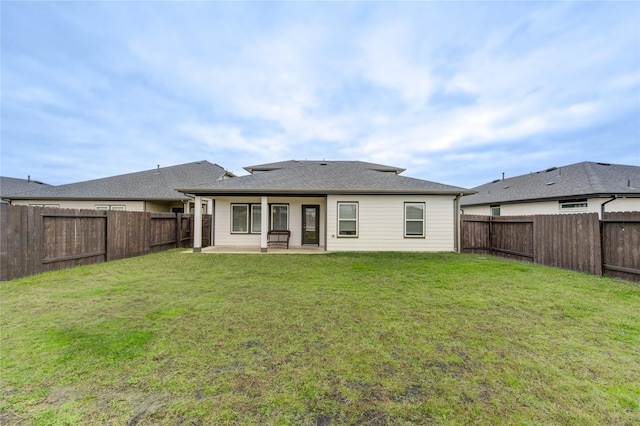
<box><xmin>4</xmin><ymin>161</ymin><xmax>234</xmax><ymax>202</ymax></box>
<box><xmin>0</xmin><ymin>177</ymin><xmax>52</xmax><ymax>203</ymax></box>
<box><xmin>179</xmin><ymin>160</ymin><xmax>473</xmax><ymax>195</ymax></box>
<box><xmin>461</xmin><ymin>161</ymin><xmax>640</xmax><ymax>207</ymax></box>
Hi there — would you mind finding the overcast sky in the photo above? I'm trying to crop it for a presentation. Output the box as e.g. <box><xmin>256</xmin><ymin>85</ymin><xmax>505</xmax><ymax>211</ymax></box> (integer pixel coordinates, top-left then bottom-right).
<box><xmin>2</xmin><ymin>1</ymin><xmax>639</xmax><ymax>188</ymax></box>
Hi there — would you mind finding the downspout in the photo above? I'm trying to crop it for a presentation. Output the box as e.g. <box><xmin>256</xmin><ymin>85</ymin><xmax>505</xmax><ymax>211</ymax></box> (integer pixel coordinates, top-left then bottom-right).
<box><xmin>600</xmin><ymin>196</ymin><xmax>616</xmax><ymax>219</ymax></box>
<box><xmin>454</xmin><ymin>193</ymin><xmax>463</xmax><ymax>253</ymax></box>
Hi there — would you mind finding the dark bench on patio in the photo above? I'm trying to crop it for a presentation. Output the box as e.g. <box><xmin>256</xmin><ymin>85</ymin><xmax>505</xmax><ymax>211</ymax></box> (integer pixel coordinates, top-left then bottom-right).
<box><xmin>267</xmin><ymin>230</ymin><xmax>290</xmax><ymax>249</ymax></box>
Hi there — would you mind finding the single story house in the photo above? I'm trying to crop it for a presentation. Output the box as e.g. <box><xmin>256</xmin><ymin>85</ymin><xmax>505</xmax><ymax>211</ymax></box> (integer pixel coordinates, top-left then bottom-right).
<box><xmin>460</xmin><ymin>161</ymin><xmax>640</xmax><ymax>217</ymax></box>
<box><xmin>5</xmin><ymin>161</ymin><xmax>235</xmax><ymax>212</ymax></box>
<box><xmin>178</xmin><ymin>160</ymin><xmax>474</xmax><ymax>252</ymax></box>
<box><xmin>0</xmin><ymin>176</ymin><xmax>52</xmax><ymax>204</ymax></box>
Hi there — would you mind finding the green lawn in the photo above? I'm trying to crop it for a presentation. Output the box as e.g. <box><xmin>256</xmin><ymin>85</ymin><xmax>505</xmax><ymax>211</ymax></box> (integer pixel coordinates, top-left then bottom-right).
<box><xmin>1</xmin><ymin>250</ymin><xmax>638</xmax><ymax>425</ymax></box>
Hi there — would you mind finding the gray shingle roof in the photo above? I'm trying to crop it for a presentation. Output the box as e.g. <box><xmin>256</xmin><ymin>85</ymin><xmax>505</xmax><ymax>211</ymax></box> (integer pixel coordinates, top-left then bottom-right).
<box><xmin>179</xmin><ymin>160</ymin><xmax>472</xmax><ymax>195</ymax></box>
<box><xmin>4</xmin><ymin>161</ymin><xmax>232</xmax><ymax>201</ymax></box>
<box><xmin>461</xmin><ymin>161</ymin><xmax>640</xmax><ymax>206</ymax></box>
<box><xmin>1</xmin><ymin>177</ymin><xmax>52</xmax><ymax>197</ymax></box>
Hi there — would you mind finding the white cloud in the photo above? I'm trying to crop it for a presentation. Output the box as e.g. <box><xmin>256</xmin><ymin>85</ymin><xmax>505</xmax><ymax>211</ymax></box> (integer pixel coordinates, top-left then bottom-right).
<box><xmin>2</xmin><ymin>1</ymin><xmax>638</xmax><ymax>187</ymax></box>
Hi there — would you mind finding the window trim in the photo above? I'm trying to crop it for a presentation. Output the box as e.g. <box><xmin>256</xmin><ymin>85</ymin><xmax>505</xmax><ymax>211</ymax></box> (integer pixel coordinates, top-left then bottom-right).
<box><xmin>250</xmin><ymin>204</ymin><xmax>262</xmax><ymax>234</ymax></box>
<box><xmin>404</xmin><ymin>202</ymin><xmax>425</xmax><ymax>238</ymax></box>
<box><xmin>559</xmin><ymin>199</ymin><xmax>588</xmax><ymax>210</ymax></box>
<box><xmin>231</xmin><ymin>203</ymin><xmax>263</xmax><ymax>234</ymax></box>
<box><xmin>231</xmin><ymin>204</ymin><xmax>249</xmax><ymax>234</ymax></box>
<box><xmin>337</xmin><ymin>201</ymin><xmax>358</xmax><ymax>238</ymax></box>
<box><xmin>491</xmin><ymin>205</ymin><xmax>501</xmax><ymax>216</ymax></box>
<box><xmin>29</xmin><ymin>204</ymin><xmax>60</xmax><ymax>208</ymax></box>
<box><xmin>270</xmin><ymin>203</ymin><xmax>289</xmax><ymax>231</ymax></box>
<box><xmin>95</xmin><ymin>205</ymin><xmax>125</xmax><ymax>211</ymax></box>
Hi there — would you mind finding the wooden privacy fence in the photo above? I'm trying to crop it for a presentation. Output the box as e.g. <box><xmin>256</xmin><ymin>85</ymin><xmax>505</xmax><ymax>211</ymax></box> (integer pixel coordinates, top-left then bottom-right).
<box><xmin>461</xmin><ymin>212</ymin><xmax>640</xmax><ymax>282</ymax></box>
<box><xmin>0</xmin><ymin>204</ymin><xmax>212</xmax><ymax>281</ymax></box>
<box><xmin>601</xmin><ymin>211</ymin><xmax>640</xmax><ymax>281</ymax></box>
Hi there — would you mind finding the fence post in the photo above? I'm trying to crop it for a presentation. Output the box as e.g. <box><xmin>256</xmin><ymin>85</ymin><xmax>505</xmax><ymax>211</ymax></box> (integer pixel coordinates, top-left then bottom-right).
<box><xmin>176</xmin><ymin>213</ymin><xmax>182</xmax><ymax>248</ymax></box>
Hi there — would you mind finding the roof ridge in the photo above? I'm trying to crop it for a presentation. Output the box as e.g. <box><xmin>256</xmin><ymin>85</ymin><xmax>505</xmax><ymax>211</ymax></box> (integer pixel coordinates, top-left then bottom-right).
<box><xmin>582</xmin><ymin>162</ymin><xmax>603</xmax><ymax>193</ymax></box>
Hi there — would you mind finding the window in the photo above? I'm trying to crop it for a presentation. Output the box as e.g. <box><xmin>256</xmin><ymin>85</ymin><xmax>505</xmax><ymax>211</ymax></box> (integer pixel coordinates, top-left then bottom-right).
<box><xmin>231</xmin><ymin>204</ymin><xmax>249</xmax><ymax>233</ymax></box>
<box><xmin>251</xmin><ymin>205</ymin><xmax>262</xmax><ymax>233</ymax></box>
<box><xmin>337</xmin><ymin>202</ymin><xmax>358</xmax><ymax>237</ymax></box>
<box><xmin>404</xmin><ymin>202</ymin><xmax>425</xmax><ymax>238</ymax></box>
<box><xmin>560</xmin><ymin>200</ymin><xmax>587</xmax><ymax>210</ymax></box>
<box><xmin>491</xmin><ymin>205</ymin><xmax>501</xmax><ymax>216</ymax></box>
<box><xmin>232</xmin><ymin>204</ymin><xmax>263</xmax><ymax>233</ymax></box>
<box><xmin>271</xmin><ymin>204</ymin><xmax>289</xmax><ymax>230</ymax></box>
<box><xmin>96</xmin><ymin>205</ymin><xmax>125</xmax><ymax>211</ymax></box>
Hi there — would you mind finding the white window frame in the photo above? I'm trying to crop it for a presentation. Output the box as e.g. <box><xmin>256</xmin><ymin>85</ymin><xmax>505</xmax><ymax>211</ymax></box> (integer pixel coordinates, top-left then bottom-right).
<box><xmin>270</xmin><ymin>204</ymin><xmax>289</xmax><ymax>231</ymax></box>
<box><xmin>559</xmin><ymin>200</ymin><xmax>587</xmax><ymax>211</ymax></box>
<box><xmin>95</xmin><ymin>205</ymin><xmax>125</xmax><ymax>211</ymax></box>
<box><xmin>29</xmin><ymin>204</ymin><xmax>60</xmax><ymax>208</ymax></box>
<box><xmin>404</xmin><ymin>202</ymin><xmax>425</xmax><ymax>238</ymax></box>
<box><xmin>251</xmin><ymin>204</ymin><xmax>262</xmax><ymax>234</ymax></box>
<box><xmin>231</xmin><ymin>204</ymin><xmax>250</xmax><ymax>234</ymax></box>
<box><xmin>337</xmin><ymin>202</ymin><xmax>358</xmax><ymax>237</ymax></box>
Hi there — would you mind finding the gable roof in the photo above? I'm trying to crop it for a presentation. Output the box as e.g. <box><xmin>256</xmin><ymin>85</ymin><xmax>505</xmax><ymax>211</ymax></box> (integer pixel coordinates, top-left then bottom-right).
<box><xmin>4</xmin><ymin>161</ymin><xmax>233</xmax><ymax>201</ymax></box>
<box><xmin>179</xmin><ymin>160</ymin><xmax>473</xmax><ymax>196</ymax></box>
<box><xmin>1</xmin><ymin>177</ymin><xmax>52</xmax><ymax>203</ymax></box>
<box><xmin>461</xmin><ymin>161</ymin><xmax>640</xmax><ymax>207</ymax></box>
<box><xmin>243</xmin><ymin>160</ymin><xmax>406</xmax><ymax>175</ymax></box>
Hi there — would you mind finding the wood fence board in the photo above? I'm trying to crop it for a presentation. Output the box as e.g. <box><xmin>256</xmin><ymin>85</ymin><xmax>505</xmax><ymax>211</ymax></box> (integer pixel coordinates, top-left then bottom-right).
<box><xmin>0</xmin><ymin>205</ymin><xmax>8</xmax><ymax>281</ymax></box>
<box><xmin>603</xmin><ymin>211</ymin><xmax>640</xmax><ymax>281</ymax></box>
<box><xmin>30</xmin><ymin>207</ymin><xmax>44</xmax><ymax>276</ymax></box>
<box><xmin>1</xmin><ymin>205</ymin><xmax>203</xmax><ymax>281</ymax></box>
<box><xmin>107</xmin><ymin>210</ymin><xmax>126</xmax><ymax>261</ymax></box>
<box><xmin>462</xmin><ymin>212</ymin><xmax>613</xmax><ymax>279</ymax></box>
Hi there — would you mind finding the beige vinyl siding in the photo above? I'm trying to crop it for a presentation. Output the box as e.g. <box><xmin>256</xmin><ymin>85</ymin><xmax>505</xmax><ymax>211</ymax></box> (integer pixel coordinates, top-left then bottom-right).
<box><xmin>144</xmin><ymin>201</ymin><xmax>186</xmax><ymax>213</ymax></box>
<box><xmin>589</xmin><ymin>197</ymin><xmax>640</xmax><ymax>216</ymax></box>
<box><xmin>463</xmin><ymin>197</ymin><xmax>640</xmax><ymax>218</ymax></box>
<box><xmin>461</xmin><ymin>205</ymin><xmax>492</xmax><ymax>216</ymax></box>
<box><xmin>213</xmin><ymin>196</ymin><xmax>326</xmax><ymax>248</ymax></box>
<box><xmin>326</xmin><ymin>194</ymin><xmax>456</xmax><ymax>252</ymax></box>
<box><xmin>214</xmin><ymin>197</ymin><xmax>261</xmax><ymax>247</ymax></box>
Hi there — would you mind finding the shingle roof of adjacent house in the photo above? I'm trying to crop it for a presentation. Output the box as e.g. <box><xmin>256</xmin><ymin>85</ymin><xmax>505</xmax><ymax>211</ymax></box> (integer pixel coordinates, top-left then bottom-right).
<box><xmin>4</xmin><ymin>161</ymin><xmax>233</xmax><ymax>201</ymax></box>
<box><xmin>0</xmin><ymin>177</ymin><xmax>52</xmax><ymax>203</ymax></box>
<box><xmin>179</xmin><ymin>160</ymin><xmax>473</xmax><ymax>195</ymax></box>
<box><xmin>461</xmin><ymin>161</ymin><xmax>640</xmax><ymax>207</ymax></box>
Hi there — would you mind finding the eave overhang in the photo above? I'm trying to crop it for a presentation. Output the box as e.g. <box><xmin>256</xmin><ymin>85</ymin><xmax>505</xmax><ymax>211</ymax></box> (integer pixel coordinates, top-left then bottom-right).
<box><xmin>178</xmin><ymin>188</ymin><xmax>476</xmax><ymax>197</ymax></box>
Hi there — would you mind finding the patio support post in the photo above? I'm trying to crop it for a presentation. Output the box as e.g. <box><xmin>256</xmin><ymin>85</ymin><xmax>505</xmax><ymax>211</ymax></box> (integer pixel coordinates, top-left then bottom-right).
<box><xmin>207</xmin><ymin>198</ymin><xmax>214</xmax><ymax>246</ymax></box>
<box><xmin>193</xmin><ymin>195</ymin><xmax>202</xmax><ymax>253</ymax></box>
<box><xmin>261</xmin><ymin>196</ymin><xmax>268</xmax><ymax>252</ymax></box>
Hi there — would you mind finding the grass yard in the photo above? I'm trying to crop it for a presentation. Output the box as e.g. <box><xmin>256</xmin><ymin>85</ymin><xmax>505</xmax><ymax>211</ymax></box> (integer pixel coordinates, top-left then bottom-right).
<box><xmin>1</xmin><ymin>250</ymin><xmax>639</xmax><ymax>425</ymax></box>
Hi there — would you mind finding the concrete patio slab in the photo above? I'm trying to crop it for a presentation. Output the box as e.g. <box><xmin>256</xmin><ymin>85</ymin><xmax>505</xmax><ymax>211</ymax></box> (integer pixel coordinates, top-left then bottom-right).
<box><xmin>185</xmin><ymin>246</ymin><xmax>327</xmax><ymax>254</ymax></box>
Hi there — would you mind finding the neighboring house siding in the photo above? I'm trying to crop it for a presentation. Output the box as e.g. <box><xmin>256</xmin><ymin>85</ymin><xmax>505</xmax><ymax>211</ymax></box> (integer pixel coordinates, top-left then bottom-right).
<box><xmin>11</xmin><ymin>200</ymin><xmax>146</xmax><ymax>211</ymax></box>
<box><xmin>326</xmin><ymin>194</ymin><xmax>455</xmax><ymax>252</ymax></box>
<box><xmin>595</xmin><ymin>197</ymin><xmax>640</xmax><ymax>214</ymax></box>
<box><xmin>213</xmin><ymin>196</ymin><xmax>326</xmax><ymax>248</ymax></box>
<box><xmin>463</xmin><ymin>197</ymin><xmax>640</xmax><ymax>217</ymax></box>
<box><xmin>145</xmin><ymin>201</ymin><xmax>185</xmax><ymax>213</ymax></box>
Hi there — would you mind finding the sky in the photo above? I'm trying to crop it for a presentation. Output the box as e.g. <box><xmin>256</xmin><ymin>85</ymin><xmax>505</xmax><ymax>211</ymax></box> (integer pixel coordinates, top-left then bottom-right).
<box><xmin>1</xmin><ymin>1</ymin><xmax>639</xmax><ymax>189</ymax></box>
